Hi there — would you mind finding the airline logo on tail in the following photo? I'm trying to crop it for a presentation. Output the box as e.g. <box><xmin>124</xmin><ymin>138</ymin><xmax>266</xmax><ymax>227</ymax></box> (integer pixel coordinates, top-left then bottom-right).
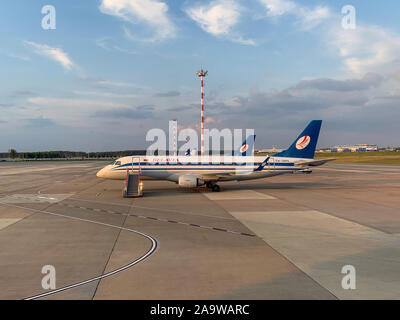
<box><xmin>240</xmin><ymin>144</ymin><xmax>249</xmax><ymax>153</ymax></box>
<box><xmin>235</xmin><ymin>135</ymin><xmax>256</xmax><ymax>156</ymax></box>
<box><xmin>296</xmin><ymin>136</ymin><xmax>311</xmax><ymax>150</ymax></box>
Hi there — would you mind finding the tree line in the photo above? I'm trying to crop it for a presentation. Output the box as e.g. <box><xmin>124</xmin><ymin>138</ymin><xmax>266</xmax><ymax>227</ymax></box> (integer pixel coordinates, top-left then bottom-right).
<box><xmin>1</xmin><ymin>149</ymin><xmax>147</xmax><ymax>159</ymax></box>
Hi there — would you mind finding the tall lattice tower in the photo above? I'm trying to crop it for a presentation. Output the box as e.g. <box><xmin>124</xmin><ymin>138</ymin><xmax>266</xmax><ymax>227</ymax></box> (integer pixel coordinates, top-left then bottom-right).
<box><xmin>196</xmin><ymin>69</ymin><xmax>208</xmax><ymax>156</ymax></box>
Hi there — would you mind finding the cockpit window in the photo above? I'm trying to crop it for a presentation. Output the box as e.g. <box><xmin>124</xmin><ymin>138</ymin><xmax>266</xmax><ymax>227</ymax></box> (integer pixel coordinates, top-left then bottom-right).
<box><xmin>115</xmin><ymin>161</ymin><xmax>121</xmax><ymax>166</ymax></box>
<box><xmin>110</xmin><ymin>161</ymin><xmax>116</xmax><ymax>165</ymax></box>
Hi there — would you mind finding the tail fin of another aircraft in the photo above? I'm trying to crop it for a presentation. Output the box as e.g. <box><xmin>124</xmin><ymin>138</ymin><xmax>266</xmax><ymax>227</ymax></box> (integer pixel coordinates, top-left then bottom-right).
<box><xmin>235</xmin><ymin>135</ymin><xmax>256</xmax><ymax>156</ymax></box>
<box><xmin>274</xmin><ymin>120</ymin><xmax>322</xmax><ymax>159</ymax></box>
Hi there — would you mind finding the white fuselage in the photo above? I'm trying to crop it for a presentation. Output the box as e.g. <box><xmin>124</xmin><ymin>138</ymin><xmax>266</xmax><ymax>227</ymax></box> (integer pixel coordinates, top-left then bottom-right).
<box><xmin>96</xmin><ymin>155</ymin><xmax>307</xmax><ymax>182</ymax></box>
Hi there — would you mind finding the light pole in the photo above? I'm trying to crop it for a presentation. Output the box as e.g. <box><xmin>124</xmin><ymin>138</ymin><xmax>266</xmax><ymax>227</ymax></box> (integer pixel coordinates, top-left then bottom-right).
<box><xmin>196</xmin><ymin>69</ymin><xmax>208</xmax><ymax>156</ymax></box>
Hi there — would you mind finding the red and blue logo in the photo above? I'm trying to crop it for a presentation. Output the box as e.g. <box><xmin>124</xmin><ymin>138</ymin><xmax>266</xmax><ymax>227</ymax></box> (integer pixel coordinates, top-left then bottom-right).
<box><xmin>240</xmin><ymin>144</ymin><xmax>249</xmax><ymax>153</ymax></box>
<box><xmin>296</xmin><ymin>136</ymin><xmax>311</xmax><ymax>150</ymax></box>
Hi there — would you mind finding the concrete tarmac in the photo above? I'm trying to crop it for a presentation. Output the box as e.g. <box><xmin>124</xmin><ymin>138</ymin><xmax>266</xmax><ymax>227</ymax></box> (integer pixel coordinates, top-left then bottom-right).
<box><xmin>0</xmin><ymin>161</ymin><xmax>399</xmax><ymax>299</ymax></box>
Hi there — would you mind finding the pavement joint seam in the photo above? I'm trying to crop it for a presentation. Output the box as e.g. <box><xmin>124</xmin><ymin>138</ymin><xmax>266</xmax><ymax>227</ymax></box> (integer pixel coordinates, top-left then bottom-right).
<box><xmin>54</xmin><ymin>202</ymin><xmax>256</xmax><ymax>238</ymax></box>
<box><xmin>0</xmin><ymin>200</ymin><xmax>158</xmax><ymax>300</ymax></box>
<box><xmin>92</xmin><ymin>213</ymin><xmax>129</xmax><ymax>300</ymax></box>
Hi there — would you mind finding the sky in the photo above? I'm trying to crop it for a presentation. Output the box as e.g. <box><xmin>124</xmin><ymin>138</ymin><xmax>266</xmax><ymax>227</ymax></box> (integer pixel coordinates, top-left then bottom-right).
<box><xmin>1</xmin><ymin>0</ymin><xmax>400</xmax><ymax>152</ymax></box>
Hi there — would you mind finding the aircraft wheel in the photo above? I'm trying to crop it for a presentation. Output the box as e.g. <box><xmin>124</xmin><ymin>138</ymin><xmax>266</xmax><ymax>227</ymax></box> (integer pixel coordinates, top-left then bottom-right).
<box><xmin>212</xmin><ymin>184</ymin><xmax>220</xmax><ymax>192</ymax></box>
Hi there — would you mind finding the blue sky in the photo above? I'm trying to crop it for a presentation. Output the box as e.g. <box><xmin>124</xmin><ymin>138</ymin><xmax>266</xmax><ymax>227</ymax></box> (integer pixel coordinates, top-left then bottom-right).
<box><xmin>1</xmin><ymin>0</ymin><xmax>400</xmax><ymax>151</ymax></box>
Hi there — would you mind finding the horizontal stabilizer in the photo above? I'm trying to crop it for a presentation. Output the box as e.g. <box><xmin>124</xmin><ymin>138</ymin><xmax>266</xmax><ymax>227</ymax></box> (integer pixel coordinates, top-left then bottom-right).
<box><xmin>296</xmin><ymin>158</ymin><xmax>336</xmax><ymax>167</ymax></box>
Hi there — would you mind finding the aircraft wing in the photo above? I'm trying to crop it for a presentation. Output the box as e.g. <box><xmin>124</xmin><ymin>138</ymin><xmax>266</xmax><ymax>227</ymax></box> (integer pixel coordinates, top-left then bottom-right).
<box><xmin>197</xmin><ymin>172</ymin><xmax>237</xmax><ymax>181</ymax></box>
<box><xmin>140</xmin><ymin>170</ymin><xmax>239</xmax><ymax>182</ymax></box>
<box><xmin>296</xmin><ymin>158</ymin><xmax>336</xmax><ymax>167</ymax></box>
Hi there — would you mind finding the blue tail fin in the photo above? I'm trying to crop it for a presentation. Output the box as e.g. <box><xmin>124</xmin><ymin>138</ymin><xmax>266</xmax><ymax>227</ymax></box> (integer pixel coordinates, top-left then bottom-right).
<box><xmin>274</xmin><ymin>120</ymin><xmax>322</xmax><ymax>159</ymax></box>
<box><xmin>235</xmin><ymin>135</ymin><xmax>256</xmax><ymax>156</ymax></box>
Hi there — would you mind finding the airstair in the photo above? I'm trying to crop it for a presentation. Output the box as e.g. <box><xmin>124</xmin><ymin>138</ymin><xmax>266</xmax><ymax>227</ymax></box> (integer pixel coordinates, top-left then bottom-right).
<box><xmin>123</xmin><ymin>157</ymin><xmax>143</xmax><ymax>198</ymax></box>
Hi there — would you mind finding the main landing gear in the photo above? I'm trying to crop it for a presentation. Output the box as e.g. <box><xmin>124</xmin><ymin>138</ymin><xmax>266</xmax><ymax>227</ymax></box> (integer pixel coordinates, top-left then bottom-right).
<box><xmin>206</xmin><ymin>182</ymin><xmax>221</xmax><ymax>192</ymax></box>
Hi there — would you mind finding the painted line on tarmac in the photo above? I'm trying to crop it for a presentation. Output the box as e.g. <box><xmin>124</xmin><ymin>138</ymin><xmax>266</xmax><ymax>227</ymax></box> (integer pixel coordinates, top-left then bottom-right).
<box><xmin>319</xmin><ymin>168</ymin><xmax>399</xmax><ymax>174</ymax></box>
<box><xmin>318</xmin><ymin>168</ymin><xmax>373</xmax><ymax>173</ymax></box>
<box><xmin>0</xmin><ymin>195</ymin><xmax>256</xmax><ymax>237</ymax></box>
<box><xmin>68</xmin><ymin>197</ymin><xmax>237</xmax><ymax>221</ymax></box>
<box><xmin>0</xmin><ymin>201</ymin><xmax>158</xmax><ymax>300</ymax></box>
<box><xmin>57</xmin><ymin>202</ymin><xmax>256</xmax><ymax>238</ymax></box>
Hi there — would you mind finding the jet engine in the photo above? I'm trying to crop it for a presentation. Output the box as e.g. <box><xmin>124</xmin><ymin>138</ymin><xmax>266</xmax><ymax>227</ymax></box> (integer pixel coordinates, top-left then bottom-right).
<box><xmin>178</xmin><ymin>175</ymin><xmax>205</xmax><ymax>188</ymax></box>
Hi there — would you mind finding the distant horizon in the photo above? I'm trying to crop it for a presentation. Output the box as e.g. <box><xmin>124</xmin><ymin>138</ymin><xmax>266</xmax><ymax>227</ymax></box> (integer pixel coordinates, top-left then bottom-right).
<box><xmin>2</xmin><ymin>145</ymin><xmax>399</xmax><ymax>155</ymax></box>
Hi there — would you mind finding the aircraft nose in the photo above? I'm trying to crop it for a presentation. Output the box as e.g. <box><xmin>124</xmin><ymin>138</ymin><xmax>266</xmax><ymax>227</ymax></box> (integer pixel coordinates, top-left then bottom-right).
<box><xmin>96</xmin><ymin>168</ymin><xmax>106</xmax><ymax>178</ymax></box>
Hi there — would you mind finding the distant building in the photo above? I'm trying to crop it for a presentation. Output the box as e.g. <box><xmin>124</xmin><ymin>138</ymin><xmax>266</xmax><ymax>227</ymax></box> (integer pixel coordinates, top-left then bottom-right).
<box><xmin>256</xmin><ymin>145</ymin><xmax>284</xmax><ymax>154</ymax></box>
<box><xmin>330</xmin><ymin>144</ymin><xmax>378</xmax><ymax>152</ymax></box>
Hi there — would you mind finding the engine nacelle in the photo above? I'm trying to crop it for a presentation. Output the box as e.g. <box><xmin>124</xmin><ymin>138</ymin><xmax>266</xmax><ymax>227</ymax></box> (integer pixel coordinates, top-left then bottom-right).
<box><xmin>178</xmin><ymin>175</ymin><xmax>205</xmax><ymax>188</ymax></box>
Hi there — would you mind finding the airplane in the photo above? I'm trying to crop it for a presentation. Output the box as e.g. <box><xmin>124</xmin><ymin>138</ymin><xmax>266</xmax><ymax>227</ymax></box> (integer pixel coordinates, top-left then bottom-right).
<box><xmin>96</xmin><ymin>120</ymin><xmax>335</xmax><ymax>192</ymax></box>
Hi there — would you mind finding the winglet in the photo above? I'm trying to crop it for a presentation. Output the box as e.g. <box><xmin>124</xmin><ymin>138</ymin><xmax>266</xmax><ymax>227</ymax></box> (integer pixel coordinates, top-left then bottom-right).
<box><xmin>255</xmin><ymin>156</ymin><xmax>270</xmax><ymax>171</ymax></box>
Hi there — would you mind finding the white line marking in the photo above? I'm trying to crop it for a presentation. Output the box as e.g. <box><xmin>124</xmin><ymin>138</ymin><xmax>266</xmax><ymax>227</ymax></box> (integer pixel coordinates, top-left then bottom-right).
<box><xmin>320</xmin><ymin>168</ymin><xmax>382</xmax><ymax>174</ymax></box>
<box><xmin>68</xmin><ymin>197</ymin><xmax>236</xmax><ymax>221</ymax></box>
<box><xmin>38</xmin><ymin>196</ymin><xmax>57</xmax><ymax>200</ymax></box>
<box><xmin>203</xmin><ymin>189</ymin><xmax>276</xmax><ymax>200</ymax></box>
<box><xmin>0</xmin><ymin>201</ymin><xmax>158</xmax><ymax>300</ymax></box>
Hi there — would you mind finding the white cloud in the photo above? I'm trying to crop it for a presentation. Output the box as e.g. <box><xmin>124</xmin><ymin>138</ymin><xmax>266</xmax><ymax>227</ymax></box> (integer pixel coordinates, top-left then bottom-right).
<box><xmin>74</xmin><ymin>90</ymin><xmax>138</xmax><ymax>99</ymax></box>
<box><xmin>185</xmin><ymin>0</ymin><xmax>255</xmax><ymax>45</ymax></box>
<box><xmin>26</xmin><ymin>97</ymin><xmax>132</xmax><ymax>126</ymax></box>
<box><xmin>24</xmin><ymin>41</ymin><xmax>75</xmax><ymax>71</ymax></box>
<box><xmin>186</xmin><ymin>0</ymin><xmax>240</xmax><ymax>36</ymax></box>
<box><xmin>259</xmin><ymin>0</ymin><xmax>296</xmax><ymax>16</ymax></box>
<box><xmin>259</xmin><ymin>0</ymin><xmax>330</xmax><ymax>30</ymax></box>
<box><xmin>3</xmin><ymin>51</ymin><xmax>30</xmax><ymax>61</ymax></box>
<box><xmin>259</xmin><ymin>0</ymin><xmax>400</xmax><ymax>76</ymax></box>
<box><xmin>300</xmin><ymin>6</ymin><xmax>330</xmax><ymax>30</ymax></box>
<box><xmin>99</xmin><ymin>0</ymin><xmax>176</xmax><ymax>41</ymax></box>
<box><xmin>330</xmin><ymin>25</ymin><xmax>400</xmax><ymax>75</ymax></box>
<box><xmin>231</xmin><ymin>36</ymin><xmax>256</xmax><ymax>46</ymax></box>
<box><xmin>97</xmin><ymin>79</ymin><xmax>137</xmax><ymax>87</ymax></box>
<box><xmin>27</xmin><ymin>97</ymin><xmax>123</xmax><ymax>110</ymax></box>
<box><xmin>95</xmin><ymin>37</ymin><xmax>136</xmax><ymax>54</ymax></box>
<box><xmin>94</xmin><ymin>79</ymin><xmax>151</xmax><ymax>91</ymax></box>
<box><xmin>26</xmin><ymin>96</ymin><xmax>157</xmax><ymax>129</ymax></box>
